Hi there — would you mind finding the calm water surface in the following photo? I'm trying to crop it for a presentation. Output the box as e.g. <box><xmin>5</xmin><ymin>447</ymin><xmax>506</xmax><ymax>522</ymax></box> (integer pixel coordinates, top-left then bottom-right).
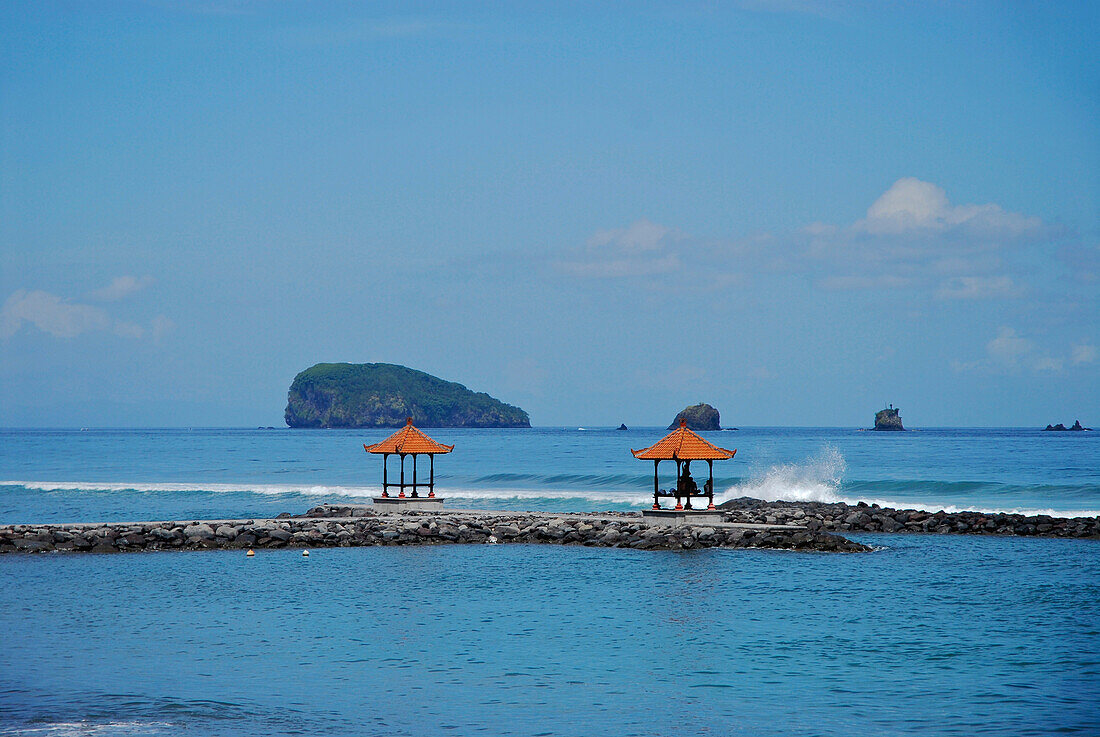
<box><xmin>2</xmin><ymin>536</ymin><xmax>1097</xmax><ymax>736</ymax></box>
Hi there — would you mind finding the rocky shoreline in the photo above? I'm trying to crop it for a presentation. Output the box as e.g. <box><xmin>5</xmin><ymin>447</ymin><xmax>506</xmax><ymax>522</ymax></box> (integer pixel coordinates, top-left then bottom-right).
<box><xmin>0</xmin><ymin>507</ymin><xmax>869</xmax><ymax>555</ymax></box>
<box><xmin>719</xmin><ymin>497</ymin><xmax>1100</xmax><ymax>539</ymax></box>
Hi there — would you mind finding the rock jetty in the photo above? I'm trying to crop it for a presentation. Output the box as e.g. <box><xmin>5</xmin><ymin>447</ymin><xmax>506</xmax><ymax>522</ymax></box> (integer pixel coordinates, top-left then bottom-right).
<box><xmin>669</xmin><ymin>403</ymin><xmax>721</xmax><ymax>431</ymax></box>
<box><xmin>0</xmin><ymin>508</ymin><xmax>869</xmax><ymax>555</ymax></box>
<box><xmin>718</xmin><ymin>498</ymin><xmax>1100</xmax><ymax>539</ymax></box>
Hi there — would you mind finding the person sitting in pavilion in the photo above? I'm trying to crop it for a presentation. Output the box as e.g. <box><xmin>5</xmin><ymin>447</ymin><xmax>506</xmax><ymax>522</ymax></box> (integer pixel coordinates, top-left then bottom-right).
<box><xmin>680</xmin><ymin>463</ymin><xmax>699</xmax><ymax>495</ymax></box>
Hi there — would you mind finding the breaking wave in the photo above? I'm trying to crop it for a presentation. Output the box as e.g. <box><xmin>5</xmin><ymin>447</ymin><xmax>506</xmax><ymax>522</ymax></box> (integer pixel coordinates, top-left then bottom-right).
<box><xmin>723</xmin><ymin>447</ymin><xmax>1100</xmax><ymax>517</ymax></box>
<box><xmin>725</xmin><ymin>447</ymin><xmax>848</xmax><ymax>504</ymax></box>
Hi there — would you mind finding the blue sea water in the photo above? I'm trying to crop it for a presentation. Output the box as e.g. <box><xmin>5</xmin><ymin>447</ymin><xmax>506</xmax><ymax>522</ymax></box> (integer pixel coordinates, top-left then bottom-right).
<box><xmin>1</xmin><ymin>427</ymin><xmax>1098</xmax><ymax>736</ymax></box>
<box><xmin>1</xmin><ymin>427</ymin><xmax>1099</xmax><ymax>523</ymax></box>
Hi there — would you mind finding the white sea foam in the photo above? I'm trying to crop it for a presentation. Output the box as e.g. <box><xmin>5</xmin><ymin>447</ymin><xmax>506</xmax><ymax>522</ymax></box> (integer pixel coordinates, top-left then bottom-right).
<box><xmin>2</xmin><ymin>480</ymin><xmax>380</xmax><ymax>498</ymax></box>
<box><xmin>0</xmin><ymin>480</ymin><xmax>656</xmax><ymax>506</ymax></box>
<box><xmin>721</xmin><ymin>447</ymin><xmax>1100</xmax><ymax>517</ymax></box>
<box><xmin>4</xmin><ymin>470</ymin><xmax>1097</xmax><ymax>518</ymax></box>
<box><xmin>0</xmin><ymin>721</ymin><xmax>172</xmax><ymax>736</ymax></box>
<box><xmin>721</xmin><ymin>446</ymin><xmax>848</xmax><ymax>504</ymax></box>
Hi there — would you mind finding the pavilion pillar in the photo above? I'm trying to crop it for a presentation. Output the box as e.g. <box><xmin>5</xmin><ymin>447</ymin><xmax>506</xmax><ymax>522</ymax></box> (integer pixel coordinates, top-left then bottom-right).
<box><xmin>399</xmin><ymin>454</ymin><xmax>406</xmax><ymax>497</ymax></box>
<box><xmin>429</xmin><ymin>454</ymin><xmax>435</xmax><ymax>497</ymax></box>
<box><xmin>382</xmin><ymin>453</ymin><xmax>389</xmax><ymax>497</ymax></box>
<box><xmin>684</xmin><ymin>461</ymin><xmax>693</xmax><ymax>510</ymax></box>
<box><xmin>674</xmin><ymin>459</ymin><xmax>683</xmax><ymax>510</ymax></box>
<box><xmin>652</xmin><ymin>460</ymin><xmax>660</xmax><ymax>510</ymax></box>
<box><xmin>412</xmin><ymin>454</ymin><xmax>418</xmax><ymax>497</ymax></box>
<box><xmin>707</xmin><ymin>459</ymin><xmax>715</xmax><ymax>510</ymax></box>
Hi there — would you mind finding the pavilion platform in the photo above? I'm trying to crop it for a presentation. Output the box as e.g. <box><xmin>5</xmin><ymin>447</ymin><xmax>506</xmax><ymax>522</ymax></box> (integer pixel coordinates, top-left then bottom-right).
<box><xmin>372</xmin><ymin>496</ymin><xmax>445</xmax><ymax>512</ymax></box>
<box><xmin>640</xmin><ymin>508</ymin><xmax>724</xmax><ymax>527</ymax></box>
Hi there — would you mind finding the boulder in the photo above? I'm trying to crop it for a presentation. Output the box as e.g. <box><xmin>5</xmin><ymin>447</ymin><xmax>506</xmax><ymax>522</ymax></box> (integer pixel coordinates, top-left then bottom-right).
<box><xmin>183</xmin><ymin>524</ymin><xmax>215</xmax><ymax>540</ymax></box>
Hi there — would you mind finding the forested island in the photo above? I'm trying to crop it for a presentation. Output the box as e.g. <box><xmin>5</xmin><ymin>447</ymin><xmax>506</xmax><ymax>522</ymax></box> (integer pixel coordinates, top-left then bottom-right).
<box><xmin>284</xmin><ymin>363</ymin><xmax>530</xmax><ymax>428</ymax></box>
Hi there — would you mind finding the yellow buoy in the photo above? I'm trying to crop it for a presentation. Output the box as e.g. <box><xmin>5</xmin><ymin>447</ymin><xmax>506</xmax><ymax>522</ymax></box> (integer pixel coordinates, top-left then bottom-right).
<box><xmin>302</xmin><ymin>549</ymin><xmax>310</xmax><ymax>557</ymax></box>
<box><xmin>246</xmin><ymin>549</ymin><xmax>255</xmax><ymax>557</ymax></box>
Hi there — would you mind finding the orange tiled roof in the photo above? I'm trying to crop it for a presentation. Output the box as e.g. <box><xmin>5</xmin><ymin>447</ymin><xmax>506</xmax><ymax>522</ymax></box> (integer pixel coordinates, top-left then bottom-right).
<box><xmin>363</xmin><ymin>418</ymin><xmax>455</xmax><ymax>455</ymax></box>
<box><xmin>631</xmin><ymin>420</ymin><xmax>736</xmax><ymax>461</ymax></box>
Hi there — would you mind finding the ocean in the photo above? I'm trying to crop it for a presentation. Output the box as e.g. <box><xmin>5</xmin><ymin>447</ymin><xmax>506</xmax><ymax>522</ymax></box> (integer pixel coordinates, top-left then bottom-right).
<box><xmin>1</xmin><ymin>427</ymin><xmax>1098</xmax><ymax>735</ymax></box>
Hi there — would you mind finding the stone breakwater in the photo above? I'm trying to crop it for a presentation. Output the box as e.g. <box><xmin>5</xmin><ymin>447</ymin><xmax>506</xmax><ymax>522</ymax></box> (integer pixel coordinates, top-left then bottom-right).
<box><xmin>0</xmin><ymin>508</ymin><xmax>869</xmax><ymax>554</ymax></box>
<box><xmin>719</xmin><ymin>497</ymin><xmax>1100</xmax><ymax>539</ymax></box>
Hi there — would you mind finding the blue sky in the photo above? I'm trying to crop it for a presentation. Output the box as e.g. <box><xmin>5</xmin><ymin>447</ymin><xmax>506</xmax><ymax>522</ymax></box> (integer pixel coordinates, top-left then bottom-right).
<box><xmin>1</xmin><ymin>1</ymin><xmax>1097</xmax><ymax>427</ymax></box>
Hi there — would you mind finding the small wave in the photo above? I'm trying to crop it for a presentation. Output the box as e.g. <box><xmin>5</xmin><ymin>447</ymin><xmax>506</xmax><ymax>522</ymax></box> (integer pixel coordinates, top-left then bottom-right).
<box><xmin>0</xmin><ymin>481</ymin><xmax>657</xmax><ymax>507</ymax></box>
<box><xmin>0</xmin><ymin>721</ymin><xmax>173</xmax><ymax>736</ymax></box>
<box><xmin>1</xmin><ymin>480</ymin><xmax>379</xmax><ymax>498</ymax></box>
<box><xmin>4</xmin><ymin>471</ymin><xmax>1099</xmax><ymax>517</ymax></box>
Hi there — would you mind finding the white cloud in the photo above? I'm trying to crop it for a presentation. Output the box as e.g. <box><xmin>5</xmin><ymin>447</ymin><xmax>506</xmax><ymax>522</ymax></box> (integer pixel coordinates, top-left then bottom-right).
<box><xmin>801</xmin><ymin>178</ymin><xmax>1050</xmax><ymax>294</ymax></box>
<box><xmin>986</xmin><ymin>327</ymin><xmax>1033</xmax><ymax>365</ymax></box>
<box><xmin>113</xmin><ymin>322</ymin><xmax>146</xmax><ymax>339</ymax></box>
<box><xmin>1072</xmin><ymin>343</ymin><xmax>1097</xmax><ymax>365</ymax></box>
<box><xmin>935</xmin><ymin>275</ymin><xmax>1021</xmax><ymax>300</ymax></box>
<box><xmin>587</xmin><ymin>220</ymin><xmax>673</xmax><ymax>254</ymax></box>
<box><xmin>1</xmin><ymin>290</ymin><xmax>111</xmax><ymax>339</ymax></box>
<box><xmin>857</xmin><ymin>178</ymin><xmax>1043</xmax><ymax>238</ymax></box>
<box><xmin>819</xmin><ymin>274</ymin><xmax>913</xmax><ymax>291</ymax></box>
<box><xmin>545</xmin><ymin>179</ymin><xmax>1054</xmax><ymax>297</ymax></box>
<box><xmin>89</xmin><ymin>275</ymin><xmax>154</xmax><ymax>302</ymax></box>
<box><xmin>1</xmin><ymin>288</ymin><xmax>170</xmax><ymax>341</ymax></box>
<box><xmin>1032</xmin><ymin>357</ymin><xmax>1064</xmax><ymax>372</ymax></box>
<box><xmin>557</xmin><ymin>219</ymin><xmax>684</xmax><ymax>279</ymax></box>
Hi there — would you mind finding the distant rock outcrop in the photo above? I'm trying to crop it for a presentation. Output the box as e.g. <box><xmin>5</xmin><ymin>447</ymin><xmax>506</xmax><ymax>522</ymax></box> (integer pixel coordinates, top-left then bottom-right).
<box><xmin>284</xmin><ymin>363</ymin><xmax>530</xmax><ymax>428</ymax></box>
<box><xmin>1043</xmin><ymin>420</ymin><xmax>1091</xmax><ymax>431</ymax></box>
<box><xmin>617</xmin><ymin>424</ymin><xmax>628</xmax><ymax>431</ymax></box>
<box><xmin>669</xmin><ymin>403</ymin><xmax>721</xmax><ymax>431</ymax></box>
<box><xmin>874</xmin><ymin>405</ymin><xmax>904</xmax><ymax>431</ymax></box>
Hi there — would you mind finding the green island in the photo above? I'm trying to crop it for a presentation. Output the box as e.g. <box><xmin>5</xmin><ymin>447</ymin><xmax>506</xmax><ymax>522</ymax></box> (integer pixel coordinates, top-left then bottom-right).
<box><xmin>284</xmin><ymin>362</ymin><xmax>531</xmax><ymax>428</ymax></box>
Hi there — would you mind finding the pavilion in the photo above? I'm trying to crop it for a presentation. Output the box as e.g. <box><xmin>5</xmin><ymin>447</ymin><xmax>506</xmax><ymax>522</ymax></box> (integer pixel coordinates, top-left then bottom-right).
<box><xmin>363</xmin><ymin>418</ymin><xmax>454</xmax><ymax>504</ymax></box>
<box><xmin>632</xmin><ymin>420</ymin><xmax>736</xmax><ymax>512</ymax></box>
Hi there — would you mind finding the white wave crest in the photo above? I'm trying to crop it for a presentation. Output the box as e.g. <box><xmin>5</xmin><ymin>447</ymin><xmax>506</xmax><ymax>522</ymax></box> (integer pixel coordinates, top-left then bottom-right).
<box><xmin>4</xmin><ymin>474</ymin><xmax>1098</xmax><ymax>517</ymax></box>
<box><xmin>0</xmin><ymin>480</ymin><xmax>656</xmax><ymax>507</ymax></box>
<box><xmin>0</xmin><ymin>721</ymin><xmax>173</xmax><ymax>736</ymax></box>
<box><xmin>1</xmin><ymin>480</ymin><xmax>379</xmax><ymax>498</ymax></box>
<box><xmin>722</xmin><ymin>446</ymin><xmax>847</xmax><ymax>504</ymax></box>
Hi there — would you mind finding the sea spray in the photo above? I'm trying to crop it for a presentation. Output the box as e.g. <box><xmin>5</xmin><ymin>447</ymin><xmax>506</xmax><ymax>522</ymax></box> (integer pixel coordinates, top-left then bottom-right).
<box><xmin>718</xmin><ymin>450</ymin><xmax>1100</xmax><ymax>517</ymax></box>
<box><xmin>722</xmin><ymin>446</ymin><xmax>847</xmax><ymax>504</ymax></box>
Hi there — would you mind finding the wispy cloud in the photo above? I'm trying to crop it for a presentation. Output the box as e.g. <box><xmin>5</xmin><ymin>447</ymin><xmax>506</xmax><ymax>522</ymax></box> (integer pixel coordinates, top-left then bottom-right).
<box><xmin>1072</xmin><ymin>343</ymin><xmax>1097</xmax><ymax>365</ymax></box>
<box><xmin>952</xmin><ymin>327</ymin><xmax>1090</xmax><ymax>375</ymax></box>
<box><xmin>801</xmin><ymin>178</ymin><xmax>1052</xmax><ymax>295</ymax></box>
<box><xmin>986</xmin><ymin>327</ymin><xmax>1033</xmax><ymax>365</ymax></box>
<box><xmin>0</xmin><ymin>290</ymin><xmax>111</xmax><ymax>339</ymax></box>
<box><xmin>1058</xmin><ymin>243</ymin><xmax>1100</xmax><ymax>283</ymax></box>
<box><xmin>89</xmin><ymin>275</ymin><xmax>155</xmax><ymax>302</ymax></box>
<box><xmin>935</xmin><ymin>275</ymin><xmax>1022</xmax><ymax>300</ymax></box>
<box><xmin>556</xmin><ymin>219</ymin><xmax>684</xmax><ymax>279</ymax></box>
<box><xmin>1</xmin><ymin>281</ymin><xmax>171</xmax><ymax>341</ymax></box>
<box><xmin>549</xmin><ymin>179</ymin><xmax>1054</xmax><ymax>299</ymax></box>
<box><xmin>277</xmin><ymin>17</ymin><xmax>472</xmax><ymax>48</ymax></box>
